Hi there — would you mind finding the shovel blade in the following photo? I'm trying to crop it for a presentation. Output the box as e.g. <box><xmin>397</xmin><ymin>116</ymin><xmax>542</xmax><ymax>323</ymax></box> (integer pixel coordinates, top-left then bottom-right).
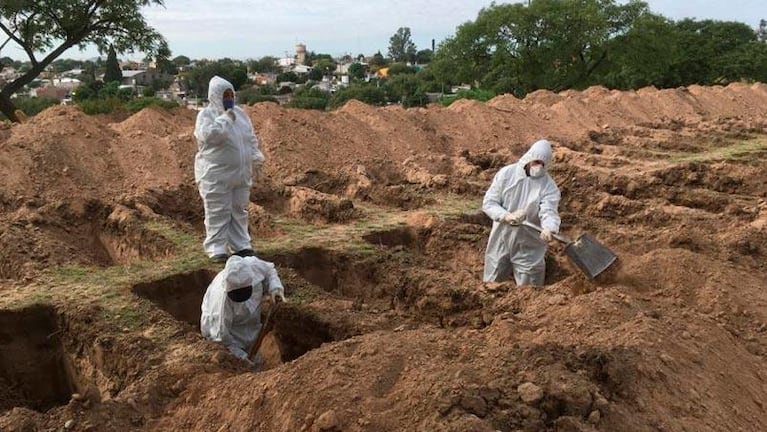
<box><xmin>563</xmin><ymin>233</ymin><xmax>617</xmax><ymax>279</ymax></box>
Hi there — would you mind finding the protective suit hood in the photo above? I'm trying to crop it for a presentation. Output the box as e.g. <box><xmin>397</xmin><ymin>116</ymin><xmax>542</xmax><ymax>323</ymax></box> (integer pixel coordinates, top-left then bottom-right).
<box><xmin>518</xmin><ymin>139</ymin><xmax>553</xmax><ymax>172</ymax></box>
<box><xmin>208</xmin><ymin>75</ymin><xmax>234</xmax><ymax>114</ymax></box>
<box><xmin>224</xmin><ymin>256</ymin><xmax>259</xmax><ymax>291</ymax></box>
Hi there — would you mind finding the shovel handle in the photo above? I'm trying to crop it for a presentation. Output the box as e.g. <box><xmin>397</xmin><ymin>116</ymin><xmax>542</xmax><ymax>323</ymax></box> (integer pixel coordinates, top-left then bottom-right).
<box><xmin>520</xmin><ymin>220</ymin><xmax>571</xmax><ymax>244</ymax></box>
<box><xmin>248</xmin><ymin>297</ymin><xmax>282</xmax><ymax>361</ymax></box>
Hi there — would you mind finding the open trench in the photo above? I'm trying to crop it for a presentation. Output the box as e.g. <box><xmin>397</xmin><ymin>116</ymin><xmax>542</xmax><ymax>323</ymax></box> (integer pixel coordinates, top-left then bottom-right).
<box><xmin>0</xmin><ymin>304</ymin><xmax>127</xmax><ymax>413</ymax></box>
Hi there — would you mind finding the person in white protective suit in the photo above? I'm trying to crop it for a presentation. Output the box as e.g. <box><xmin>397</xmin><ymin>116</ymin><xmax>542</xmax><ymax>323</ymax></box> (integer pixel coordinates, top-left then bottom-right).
<box><xmin>201</xmin><ymin>255</ymin><xmax>287</xmax><ymax>367</ymax></box>
<box><xmin>482</xmin><ymin>139</ymin><xmax>561</xmax><ymax>286</ymax></box>
<box><xmin>194</xmin><ymin>75</ymin><xmax>265</xmax><ymax>263</ymax></box>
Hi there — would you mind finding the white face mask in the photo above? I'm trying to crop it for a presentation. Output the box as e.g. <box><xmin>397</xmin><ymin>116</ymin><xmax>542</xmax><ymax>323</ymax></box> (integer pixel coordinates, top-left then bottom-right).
<box><xmin>529</xmin><ymin>165</ymin><xmax>545</xmax><ymax>178</ymax></box>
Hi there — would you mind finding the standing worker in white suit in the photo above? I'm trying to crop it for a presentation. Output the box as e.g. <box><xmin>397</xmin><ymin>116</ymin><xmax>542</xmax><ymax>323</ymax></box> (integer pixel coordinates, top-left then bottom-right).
<box><xmin>194</xmin><ymin>75</ymin><xmax>265</xmax><ymax>263</ymax></box>
<box><xmin>482</xmin><ymin>139</ymin><xmax>562</xmax><ymax>286</ymax></box>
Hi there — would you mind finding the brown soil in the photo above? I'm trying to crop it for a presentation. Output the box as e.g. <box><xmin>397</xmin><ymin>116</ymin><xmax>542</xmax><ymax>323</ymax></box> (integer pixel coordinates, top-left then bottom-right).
<box><xmin>2</xmin><ymin>83</ymin><xmax>767</xmax><ymax>432</ymax></box>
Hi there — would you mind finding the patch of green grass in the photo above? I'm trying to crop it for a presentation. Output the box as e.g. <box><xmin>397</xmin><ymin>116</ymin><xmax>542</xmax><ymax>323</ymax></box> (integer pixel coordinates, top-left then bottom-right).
<box><xmin>54</xmin><ymin>265</ymin><xmax>91</xmax><ymax>283</ymax></box>
<box><xmin>19</xmin><ymin>289</ymin><xmax>53</xmax><ymax>307</ymax></box>
<box><xmin>671</xmin><ymin>138</ymin><xmax>767</xmax><ymax>162</ymax></box>
<box><xmin>288</xmin><ymin>285</ymin><xmax>318</xmax><ymax>304</ymax></box>
<box><xmin>145</xmin><ymin>221</ymin><xmax>199</xmax><ymax>249</ymax></box>
<box><xmin>425</xmin><ymin>194</ymin><xmax>482</xmax><ymax>219</ymax></box>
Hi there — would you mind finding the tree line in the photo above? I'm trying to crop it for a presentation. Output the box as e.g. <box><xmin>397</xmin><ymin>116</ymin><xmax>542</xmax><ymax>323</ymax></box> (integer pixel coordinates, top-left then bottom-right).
<box><xmin>430</xmin><ymin>0</ymin><xmax>767</xmax><ymax>96</ymax></box>
<box><xmin>1</xmin><ymin>0</ymin><xmax>766</xmax><ymax>120</ymax></box>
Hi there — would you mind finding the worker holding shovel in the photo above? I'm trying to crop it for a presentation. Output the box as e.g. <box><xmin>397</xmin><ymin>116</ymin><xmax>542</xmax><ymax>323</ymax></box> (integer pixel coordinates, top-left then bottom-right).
<box><xmin>201</xmin><ymin>255</ymin><xmax>286</xmax><ymax>368</ymax></box>
<box><xmin>482</xmin><ymin>139</ymin><xmax>561</xmax><ymax>286</ymax></box>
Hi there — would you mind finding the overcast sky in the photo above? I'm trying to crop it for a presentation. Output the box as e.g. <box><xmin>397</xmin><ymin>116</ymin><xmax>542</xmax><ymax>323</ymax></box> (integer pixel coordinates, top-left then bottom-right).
<box><xmin>3</xmin><ymin>0</ymin><xmax>765</xmax><ymax>61</ymax></box>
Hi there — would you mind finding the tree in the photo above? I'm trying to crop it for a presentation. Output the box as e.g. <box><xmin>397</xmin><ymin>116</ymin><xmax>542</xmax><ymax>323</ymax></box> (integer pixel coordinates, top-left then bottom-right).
<box><xmin>276</xmin><ymin>71</ymin><xmax>298</xmax><ymax>83</ymax></box>
<box><xmin>369</xmin><ymin>51</ymin><xmax>388</xmax><ymax>69</ymax></box>
<box><xmin>154</xmin><ymin>41</ymin><xmax>178</xmax><ymax>75</ymax></box>
<box><xmin>669</xmin><ymin>19</ymin><xmax>759</xmax><ymax>86</ymax></box>
<box><xmin>104</xmin><ymin>45</ymin><xmax>123</xmax><ymax>83</ymax></box>
<box><xmin>328</xmin><ymin>84</ymin><xmax>386</xmax><ymax>109</ymax></box>
<box><xmin>0</xmin><ymin>1</ymin><xmax>165</xmax><ymax>121</ymax></box>
<box><xmin>431</xmin><ymin>0</ymin><xmax>648</xmax><ymax>95</ymax></box>
<box><xmin>307</xmin><ymin>67</ymin><xmax>323</xmax><ymax>81</ymax></box>
<box><xmin>230</xmin><ymin>68</ymin><xmax>248</xmax><ymax>89</ymax></box>
<box><xmin>758</xmin><ymin>19</ymin><xmax>767</xmax><ymax>43</ymax></box>
<box><xmin>348</xmin><ymin>63</ymin><xmax>366</xmax><ymax>81</ymax></box>
<box><xmin>249</xmin><ymin>56</ymin><xmax>279</xmax><ymax>74</ymax></box>
<box><xmin>387</xmin><ymin>63</ymin><xmax>416</xmax><ymax>76</ymax></box>
<box><xmin>172</xmin><ymin>55</ymin><xmax>191</xmax><ymax>67</ymax></box>
<box><xmin>388</xmin><ymin>27</ymin><xmax>417</xmax><ymax>63</ymax></box>
<box><xmin>313</xmin><ymin>58</ymin><xmax>336</xmax><ymax>75</ymax></box>
<box><xmin>288</xmin><ymin>86</ymin><xmax>329</xmax><ymax>110</ymax></box>
<box><xmin>596</xmin><ymin>13</ymin><xmax>680</xmax><ymax>89</ymax></box>
<box><xmin>182</xmin><ymin>59</ymin><xmax>250</xmax><ymax>98</ymax></box>
<box><xmin>415</xmin><ymin>49</ymin><xmax>433</xmax><ymax>64</ymax></box>
<box><xmin>385</xmin><ymin>74</ymin><xmax>426</xmax><ymax>107</ymax></box>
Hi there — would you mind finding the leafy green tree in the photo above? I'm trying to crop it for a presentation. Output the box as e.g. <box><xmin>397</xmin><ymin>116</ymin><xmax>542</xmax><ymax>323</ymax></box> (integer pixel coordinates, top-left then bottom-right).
<box><xmin>385</xmin><ymin>74</ymin><xmax>426</xmax><ymax>107</ymax></box>
<box><xmin>369</xmin><ymin>51</ymin><xmax>388</xmax><ymax>69</ymax></box>
<box><xmin>716</xmin><ymin>41</ymin><xmax>767</xmax><ymax>83</ymax></box>
<box><xmin>237</xmin><ymin>85</ymin><xmax>280</xmax><ymax>104</ymax></box>
<box><xmin>387</xmin><ymin>63</ymin><xmax>416</xmax><ymax>76</ymax></box>
<box><xmin>313</xmin><ymin>58</ymin><xmax>337</xmax><ymax>75</ymax></box>
<box><xmin>125</xmin><ymin>96</ymin><xmax>178</xmax><ymax>112</ymax></box>
<box><xmin>670</xmin><ymin>19</ymin><xmax>759</xmax><ymax>85</ymax></box>
<box><xmin>416</xmin><ymin>68</ymin><xmax>442</xmax><ymax>93</ymax></box>
<box><xmin>10</xmin><ymin>96</ymin><xmax>59</xmax><ymax>117</ymax></box>
<box><xmin>0</xmin><ymin>56</ymin><xmax>14</xmax><ymax>70</ymax></box>
<box><xmin>154</xmin><ymin>41</ymin><xmax>178</xmax><ymax>75</ymax></box>
<box><xmin>230</xmin><ymin>68</ymin><xmax>248</xmax><ymax>89</ymax></box>
<box><xmin>249</xmin><ymin>56</ymin><xmax>280</xmax><ymax>73</ymax></box>
<box><xmin>73</xmin><ymin>81</ymin><xmax>102</xmax><ymax>102</ymax></box>
<box><xmin>288</xmin><ymin>86</ymin><xmax>329</xmax><ymax>110</ymax></box>
<box><xmin>182</xmin><ymin>60</ymin><xmax>250</xmax><ymax>98</ymax></box>
<box><xmin>307</xmin><ymin>67</ymin><xmax>323</xmax><ymax>81</ymax></box>
<box><xmin>415</xmin><ymin>49</ymin><xmax>433</xmax><ymax>64</ymax></box>
<box><xmin>172</xmin><ymin>55</ymin><xmax>191</xmax><ymax>67</ymax></box>
<box><xmin>276</xmin><ymin>71</ymin><xmax>298</xmax><ymax>83</ymax></box>
<box><xmin>431</xmin><ymin>0</ymin><xmax>648</xmax><ymax>95</ymax></box>
<box><xmin>258</xmin><ymin>84</ymin><xmax>277</xmax><ymax>95</ymax></box>
<box><xmin>348</xmin><ymin>63</ymin><xmax>366</xmax><ymax>80</ymax></box>
<box><xmin>0</xmin><ymin>0</ymin><xmax>165</xmax><ymax>122</ymax></box>
<box><xmin>328</xmin><ymin>84</ymin><xmax>387</xmax><ymax>109</ymax></box>
<box><xmin>596</xmin><ymin>13</ymin><xmax>680</xmax><ymax>89</ymax></box>
<box><xmin>50</xmin><ymin>58</ymin><xmax>84</xmax><ymax>73</ymax></box>
<box><xmin>104</xmin><ymin>45</ymin><xmax>123</xmax><ymax>84</ymax></box>
<box><xmin>388</xmin><ymin>27</ymin><xmax>417</xmax><ymax>63</ymax></box>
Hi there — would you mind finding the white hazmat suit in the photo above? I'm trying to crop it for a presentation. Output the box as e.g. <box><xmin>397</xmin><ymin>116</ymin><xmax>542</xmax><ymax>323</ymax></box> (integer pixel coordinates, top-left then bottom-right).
<box><xmin>482</xmin><ymin>140</ymin><xmax>561</xmax><ymax>286</ymax></box>
<box><xmin>194</xmin><ymin>76</ymin><xmax>265</xmax><ymax>258</ymax></box>
<box><xmin>200</xmin><ymin>255</ymin><xmax>285</xmax><ymax>361</ymax></box>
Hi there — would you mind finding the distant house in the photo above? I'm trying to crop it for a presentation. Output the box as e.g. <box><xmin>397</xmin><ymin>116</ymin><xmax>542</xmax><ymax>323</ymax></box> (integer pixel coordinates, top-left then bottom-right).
<box><xmin>49</xmin><ymin>77</ymin><xmax>81</xmax><ymax>90</ymax></box>
<box><xmin>119</xmin><ymin>69</ymin><xmax>172</xmax><ymax>88</ymax></box>
<box><xmin>61</xmin><ymin>69</ymin><xmax>85</xmax><ymax>78</ymax></box>
<box><xmin>253</xmin><ymin>73</ymin><xmax>277</xmax><ymax>85</ymax></box>
<box><xmin>33</xmin><ymin>86</ymin><xmax>70</xmax><ymax>101</ymax></box>
<box><xmin>336</xmin><ymin>62</ymin><xmax>366</xmax><ymax>75</ymax></box>
<box><xmin>292</xmin><ymin>64</ymin><xmax>313</xmax><ymax>75</ymax></box>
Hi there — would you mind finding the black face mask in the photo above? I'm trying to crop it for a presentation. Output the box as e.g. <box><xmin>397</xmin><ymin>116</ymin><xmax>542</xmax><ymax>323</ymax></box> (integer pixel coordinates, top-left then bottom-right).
<box><xmin>227</xmin><ymin>286</ymin><xmax>253</xmax><ymax>303</ymax></box>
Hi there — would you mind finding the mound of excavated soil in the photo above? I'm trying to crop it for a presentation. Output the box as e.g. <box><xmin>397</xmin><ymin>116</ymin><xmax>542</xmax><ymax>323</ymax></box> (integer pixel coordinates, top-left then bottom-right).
<box><xmin>2</xmin><ymin>83</ymin><xmax>767</xmax><ymax>432</ymax></box>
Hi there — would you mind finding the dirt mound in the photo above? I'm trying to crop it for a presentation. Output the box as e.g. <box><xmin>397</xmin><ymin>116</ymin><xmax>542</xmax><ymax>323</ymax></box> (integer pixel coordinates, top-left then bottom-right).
<box><xmin>2</xmin><ymin>84</ymin><xmax>767</xmax><ymax>431</ymax></box>
<box><xmin>0</xmin><ymin>106</ymin><xmax>121</xmax><ymax>204</ymax></box>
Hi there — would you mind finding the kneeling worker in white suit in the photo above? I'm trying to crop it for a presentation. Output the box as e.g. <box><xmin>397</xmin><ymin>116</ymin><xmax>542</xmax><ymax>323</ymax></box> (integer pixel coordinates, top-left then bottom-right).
<box><xmin>201</xmin><ymin>255</ymin><xmax>286</xmax><ymax>366</ymax></box>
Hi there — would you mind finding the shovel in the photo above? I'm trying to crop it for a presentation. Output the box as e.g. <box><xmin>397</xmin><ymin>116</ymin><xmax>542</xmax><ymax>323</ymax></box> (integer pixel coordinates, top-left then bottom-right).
<box><xmin>248</xmin><ymin>296</ymin><xmax>282</xmax><ymax>361</ymax></box>
<box><xmin>520</xmin><ymin>220</ymin><xmax>617</xmax><ymax>280</ymax></box>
